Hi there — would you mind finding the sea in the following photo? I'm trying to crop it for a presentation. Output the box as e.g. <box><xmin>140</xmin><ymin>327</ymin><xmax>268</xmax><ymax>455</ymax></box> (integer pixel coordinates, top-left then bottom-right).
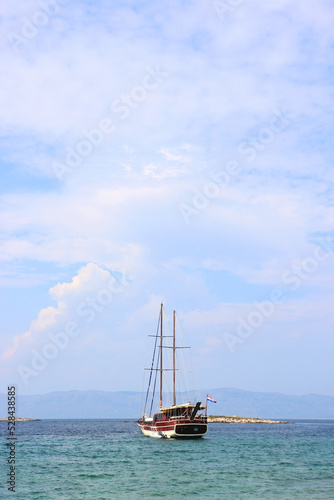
<box><xmin>0</xmin><ymin>419</ymin><xmax>333</xmax><ymax>499</ymax></box>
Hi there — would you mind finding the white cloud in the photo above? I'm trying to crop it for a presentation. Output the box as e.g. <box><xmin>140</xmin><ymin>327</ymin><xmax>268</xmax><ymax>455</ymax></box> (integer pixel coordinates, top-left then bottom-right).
<box><xmin>2</xmin><ymin>262</ymin><xmax>131</xmax><ymax>361</ymax></box>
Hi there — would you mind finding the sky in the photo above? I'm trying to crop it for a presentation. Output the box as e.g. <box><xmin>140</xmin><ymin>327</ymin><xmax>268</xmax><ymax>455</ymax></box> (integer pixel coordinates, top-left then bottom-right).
<box><xmin>1</xmin><ymin>0</ymin><xmax>334</xmax><ymax>398</ymax></box>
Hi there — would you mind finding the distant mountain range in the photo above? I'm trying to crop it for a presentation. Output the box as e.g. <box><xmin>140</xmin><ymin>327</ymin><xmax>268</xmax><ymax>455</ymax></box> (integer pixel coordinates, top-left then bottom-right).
<box><xmin>1</xmin><ymin>388</ymin><xmax>333</xmax><ymax>419</ymax></box>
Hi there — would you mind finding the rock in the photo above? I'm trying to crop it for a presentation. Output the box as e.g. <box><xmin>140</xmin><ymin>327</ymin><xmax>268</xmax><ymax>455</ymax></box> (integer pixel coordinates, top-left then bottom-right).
<box><xmin>0</xmin><ymin>417</ymin><xmax>40</xmax><ymax>421</ymax></box>
<box><xmin>207</xmin><ymin>415</ymin><xmax>289</xmax><ymax>424</ymax></box>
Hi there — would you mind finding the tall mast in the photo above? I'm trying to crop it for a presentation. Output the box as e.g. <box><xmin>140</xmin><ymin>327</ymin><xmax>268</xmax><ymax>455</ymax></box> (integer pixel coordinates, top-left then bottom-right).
<box><xmin>160</xmin><ymin>302</ymin><xmax>163</xmax><ymax>406</ymax></box>
<box><xmin>173</xmin><ymin>310</ymin><xmax>176</xmax><ymax>406</ymax></box>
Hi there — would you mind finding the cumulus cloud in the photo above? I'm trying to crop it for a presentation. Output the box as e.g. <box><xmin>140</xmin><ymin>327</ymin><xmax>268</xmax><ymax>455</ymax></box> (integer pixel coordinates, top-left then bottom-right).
<box><xmin>2</xmin><ymin>263</ymin><xmax>131</xmax><ymax>361</ymax></box>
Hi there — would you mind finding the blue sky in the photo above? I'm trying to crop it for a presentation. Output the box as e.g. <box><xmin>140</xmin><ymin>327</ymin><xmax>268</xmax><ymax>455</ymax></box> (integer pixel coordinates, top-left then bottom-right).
<box><xmin>1</xmin><ymin>0</ymin><xmax>334</xmax><ymax>398</ymax></box>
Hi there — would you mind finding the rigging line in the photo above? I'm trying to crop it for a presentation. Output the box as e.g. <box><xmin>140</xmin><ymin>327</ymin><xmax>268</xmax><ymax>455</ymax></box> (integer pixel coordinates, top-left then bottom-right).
<box><xmin>176</xmin><ymin>349</ymin><xmax>188</xmax><ymax>402</ymax></box>
<box><xmin>143</xmin><ymin>310</ymin><xmax>160</xmax><ymax>415</ymax></box>
<box><xmin>177</xmin><ymin>312</ymin><xmax>195</xmax><ymax>395</ymax></box>
<box><xmin>149</xmin><ymin>346</ymin><xmax>160</xmax><ymax>416</ymax></box>
<box><xmin>175</xmin><ymin>312</ymin><xmax>193</xmax><ymax>400</ymax></box>
<box><xmin>150</xmin><ymin>308</ymin><xmax>162</xmax><ymax>416</ymax></box>
<box><xmin>140</xmin><ymin>330</ymin><xmax>151</xmax><ymax>414</ymax></box>
<box><xmin>164</xmin><ymin>327</ymin><xmax>173</xmax><ymax>405</ymax></box>
<box><xmin>174</xmin><ymin>314</ymin><xmax>189</xmax><ymax>400</ymax></box>
<box><xmin>140</xmin><ymin>369</ymin><xmax>145</xmax><ymax>416</ymax></box>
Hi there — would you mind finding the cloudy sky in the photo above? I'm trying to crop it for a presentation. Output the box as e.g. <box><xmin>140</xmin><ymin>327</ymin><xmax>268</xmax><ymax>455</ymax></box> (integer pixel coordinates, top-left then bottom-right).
<box><xmin>1</xmin><ymin>0</ymin><xmax>333</xmax><ymax>399</ymax></box>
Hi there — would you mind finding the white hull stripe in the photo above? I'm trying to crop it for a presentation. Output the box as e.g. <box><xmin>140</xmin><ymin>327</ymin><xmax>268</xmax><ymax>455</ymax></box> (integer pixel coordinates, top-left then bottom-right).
<box><xmin>138</xmin><ymin>423</ymin><xmax>207</xmax><ymax>438</ymax></box>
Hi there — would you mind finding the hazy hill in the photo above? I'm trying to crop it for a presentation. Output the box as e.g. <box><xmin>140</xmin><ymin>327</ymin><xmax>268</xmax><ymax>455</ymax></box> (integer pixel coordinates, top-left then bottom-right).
<box><xmin>1</xmin><ymin>388</ymin><xmax>333</xmax><ymax>419</ymax></box>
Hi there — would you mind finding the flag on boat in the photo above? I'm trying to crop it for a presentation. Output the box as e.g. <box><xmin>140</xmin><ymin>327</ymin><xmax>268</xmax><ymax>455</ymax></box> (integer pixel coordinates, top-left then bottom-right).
<box><xmin>207</xmin><ymin>395</ymin><xmax>217</xmax><ymax>403</ymax></box>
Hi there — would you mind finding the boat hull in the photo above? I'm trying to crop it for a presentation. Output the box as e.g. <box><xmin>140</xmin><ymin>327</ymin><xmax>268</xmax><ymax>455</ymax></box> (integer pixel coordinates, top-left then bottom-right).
<box><xmin>138</xmin><ymin>420</ymin><xmax>208</xmax><ymax>439</ymax></box>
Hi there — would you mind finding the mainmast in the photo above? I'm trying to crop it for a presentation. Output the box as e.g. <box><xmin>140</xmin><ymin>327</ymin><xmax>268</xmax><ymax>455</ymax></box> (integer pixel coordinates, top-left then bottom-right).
<box><xmin>159</xmin><ymin>302</ymin><xmax>163</xmax><ymax>406</ymax></box>
<box><xmin>173</xmin><ymin>310</ymin><xmax>176</xmax><ymax>406</ymax></box>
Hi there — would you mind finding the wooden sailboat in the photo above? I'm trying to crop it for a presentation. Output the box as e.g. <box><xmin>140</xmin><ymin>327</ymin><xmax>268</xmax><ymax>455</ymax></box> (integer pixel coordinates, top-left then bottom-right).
<box><xmin>138</xmin><ymin>303</ymin><xmax>208</xmax><ymax>439</ymax></box>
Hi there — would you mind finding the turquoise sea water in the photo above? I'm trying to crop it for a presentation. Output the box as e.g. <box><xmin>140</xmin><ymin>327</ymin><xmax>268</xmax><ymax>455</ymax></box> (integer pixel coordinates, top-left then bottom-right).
<box><xmin>1</xmin><ymin>419</ymin><xmax>333</xmax><ymax>499</ymax></box>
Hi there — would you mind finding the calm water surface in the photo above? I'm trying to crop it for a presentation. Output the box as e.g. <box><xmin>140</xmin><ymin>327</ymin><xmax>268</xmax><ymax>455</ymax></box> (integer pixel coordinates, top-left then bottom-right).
<box><xmin>1</xmin><ymin>419</ymin><xmax>333</xmax><ymax>499</ymax></box>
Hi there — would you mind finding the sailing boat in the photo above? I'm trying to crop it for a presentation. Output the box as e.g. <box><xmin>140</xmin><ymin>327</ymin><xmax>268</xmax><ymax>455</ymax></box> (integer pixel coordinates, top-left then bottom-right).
<box><xmin>138</xmin><ymin>303</ymin><xmax>208</xmax><ymax>439</ymax></box>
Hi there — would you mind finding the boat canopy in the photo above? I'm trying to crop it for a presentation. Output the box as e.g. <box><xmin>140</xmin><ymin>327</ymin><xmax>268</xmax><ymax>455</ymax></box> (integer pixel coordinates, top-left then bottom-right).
<box><xmin>160</xmin><ymin>403</ymin><xmax>206</xmax><ymax>412</ymax></box>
